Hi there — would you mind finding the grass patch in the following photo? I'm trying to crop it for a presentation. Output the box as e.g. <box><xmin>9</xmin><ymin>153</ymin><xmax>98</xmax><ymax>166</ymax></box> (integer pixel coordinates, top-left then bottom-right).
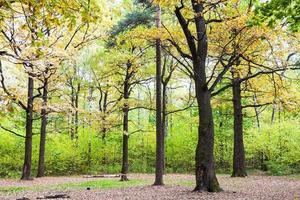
<box><xmin>0</xmin><ymin>186</ymin><xmax>27</xmax><ymax>193</ymax></box>
<box><xmin>55</xmin><ymin>179</ymin><xmax>149</xmax><ymax>190</ymax></box>
<box><xmin>168</xmin><ymin>180</ymin><xmax>194</xmax><ymax>187</ymax></box>
<box><xmin>286</xmin><ymin>174</ymin><xmax>300</xmax><ymax>180</ymax></box>
<box><xmin>0</xmin><ymin>179</ymin><xmax>150</xmax><ymax>194</ymax></box>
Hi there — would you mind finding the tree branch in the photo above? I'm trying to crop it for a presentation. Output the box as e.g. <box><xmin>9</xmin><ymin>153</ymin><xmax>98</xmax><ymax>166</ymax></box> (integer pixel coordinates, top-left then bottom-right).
<box><xmin>0</xmin><ymin>61</ymin><xmax>27</xmax><ymax>110</ymax></box>
<box><xmin>0</xmin><ymin>124</ymin><xmax>26</xmax><ymax>138</ymax></box>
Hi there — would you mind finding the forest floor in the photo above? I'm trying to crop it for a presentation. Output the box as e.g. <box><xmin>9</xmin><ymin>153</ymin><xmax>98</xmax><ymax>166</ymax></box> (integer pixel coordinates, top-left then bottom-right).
<box><xmin>0</xmin><ymin>173</ymin><xmax>299</xmax><ymax>200</ymax></box>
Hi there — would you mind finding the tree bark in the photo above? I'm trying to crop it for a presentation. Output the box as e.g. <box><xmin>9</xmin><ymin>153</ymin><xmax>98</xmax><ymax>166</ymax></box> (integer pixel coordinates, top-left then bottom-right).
<box><xmin>120</xmin><ymin>111</ymin><xmax>129</xmax><ymax>181</ymax></box>
<box><xmin>154</xmin><ymin>4</ymin><xmax>164</xmax><ymax>186</ymax></box>
<box><xmin>87</xmin><ymin>87</ymin><xmax>93</xmax><ymax>171</ymax></box>
<box><xmin>162</xmin><ymin>83</ymin><xmax>168</xmax><ymax>137</ymax></box>
<box><xmin>70</xmin><ymin>83</ymin><xmax>75</xmax><ymax>140</ymax></box>
<box><xmin>120</xmin><ymin>63</ymin><xmax>131</xmax><ymax>182</ymax></box>
<box><xmin>74</xmin><ymin>83</ymin><xmax>80</xmax><ymax>140</ymax></box>
<box><xmin>194</xmin><ymin>1</ymin><xmax>220</xmax><ymax>192</ymax></box>
<box><xmin>253</xmin><ymin>94</ymin><xmax>261</xmax><ymax>130</ymax></box>
<box><xmin>194</xmin><ymin>81</ymin><xmax>220</xmax><ymax>191</ymax></box>
<box><xmin>99</xmin><ymin>90</ymin><xmax>108</xmax><ymax>141</ymax></box>
<box><xmin>99</xmin><ymin>90</ymin><xmax>108</xmax><ymax>166</ymax></box>
<box><xmin>162</xmin><ymin>82</ymin><xmax>167</xmax><ymax>173</ymax></box>
<box><xmin>69</xmin><ymin>67</ymin><xmax>80</xmax><ymax>140</ymax></box>
<box><xmin>271</xmin><ymin>104</ymin><xmax>276</xmax><ymax>124</ymax></box>
<box><xmin>21</xmin><ymin>76</ymin><xmax>34</xmax><ymax>180</ymax></box>
<box><xmin>231</xmin><ymin>77</ymin><xmax>247</xmax><ymax>177</ymax></box>
<box><xmin>37</xmin><ymin>78</ymin><xmax>48</xmax><ymax>178</ymax></box>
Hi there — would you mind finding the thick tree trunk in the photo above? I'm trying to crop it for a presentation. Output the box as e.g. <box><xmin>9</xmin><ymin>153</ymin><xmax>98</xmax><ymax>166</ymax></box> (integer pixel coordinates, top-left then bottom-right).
<box><xmin>231</xmin><ymin>78</ymin><xmax>247</xmax><ymax>177</ymax></box>
<box><xmin>21</xmin><ymin>76</ymin><xmax>34</xmax><ymax>180</ymax></box>
<box><xmin>154</xmin><ymin>4</ymin><xmax>164</xmax><ymax>186</ymax></box>
<box><xmin>193</xmin><ymin>1</ymin><xmax>220</xmax><ymax>191</ymax></box>
<box><xmin>194</xmin><ymin>84</ymin><xmax>220</xmax><ymax>192</ymax></box>
<box><xmin>37</xmin><ymin>78</ymin><xmax>48</xmax><ymax>178</ymax></box>
<box><xmin>174</xmin><ymin>0</ymin><xmax>220</xmax><ymax>191</ymax></box>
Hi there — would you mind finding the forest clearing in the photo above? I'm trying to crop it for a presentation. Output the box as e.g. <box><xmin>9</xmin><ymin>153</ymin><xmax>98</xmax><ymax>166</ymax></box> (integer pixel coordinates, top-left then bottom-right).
<box><xmin>0</xmin><ymin>0</ymin><xmax>300</xmax><ymax>199</ymax></box>
<box><xmin>1</xmin><ymin>174</ymin><xmax>300</xmax><ymax>200</ymax></box>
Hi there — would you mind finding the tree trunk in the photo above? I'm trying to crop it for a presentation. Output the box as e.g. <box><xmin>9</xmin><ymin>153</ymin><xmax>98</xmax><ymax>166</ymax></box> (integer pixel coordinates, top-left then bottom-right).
<box><xmin>99</xmin><ymin>91</ymin><xmax>108</xmax><ymax>141</ymax></box>
<box><xmin>74</xmin><ymin>83</ymin><xmax>80</xmax><ymax>140</ymax></box>
<box><xmin>120</xmin><ymin>119</ymin><xmax>129</xmax><ymax>181</ymax></box>
<box><xmin>70</xmin><ymin>84</ymin><xmax>75</xmax><ymax>140</ymax></box>
<box><xmin>87</xmin><ymin>87</ymin><xmax>93</xmax><ymax>171</ymax></box>
<box><xmin>21</xmin><ymin>76</ymin><xmax>34</xmax><ymax>180</ymax></box>
<box><xmin>120</xmin><ymin>105</ymin><xmax>129</xmax><ymax>181</ymax></box>
<box><xmin>253</xmin><ymin>94</ymin><xmax>260</xmax><ymax>130</ymax></box>
<box><xmin>231</xmin><ymin>77</ymin><xmax>247</xmax><ymax>177</ymax></box>
<box><xmin>193</xmin><ymin>1</ymin><xmax>220</xmax><ymax>192</ymax></box>
<box><xmin>154</xmin><ymin>4</ymin><xmax>164</xmax><ymax>186</ymax></box>
<box><xmin>194</xmin><ymin>83</ymin><xmax>220</xmax><ymax>192</ymax></box>
<box><xmin>169</xmin><ymin>89</ymin><xmax>173</xmax><ymax>134</ymax></box>
<box><xmin>37</xmin><ymin>78</ymin><xmax>48</xmax><ymax>178</ymax></box>
<box><xmin>162</xmin><ymin>83</ymin><xmax>167</xmax><ymax>173</ymax></box>
<box><xmin>174</xmin><ymin>0</ymin><xmax>220</xmax><ymax>191</ymax></box>
<box><xmin>271</xmin><ymin>104</ymin><xmax>276</xmax><ymax>124</ymax></box>
<box><xmin>162</xmin><ymin>84</ymin><xmax>168</xmax><ymax>137</ymax></box>
<box><xmin>120</xmin><ymin>73</ymin><xmax>130</xmax><ymax>182</ymax></box>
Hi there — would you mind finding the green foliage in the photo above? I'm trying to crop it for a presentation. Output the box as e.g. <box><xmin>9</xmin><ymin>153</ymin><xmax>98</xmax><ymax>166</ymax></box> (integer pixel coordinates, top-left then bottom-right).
<box><xmin>0</xmin><ymin>134</ymin><xmax>23</xmax><ymax>177</ymax></box>
<box><xmin>44</xmin><ymin>136</ymin><xmax>86</xmax><ymax>175</ymax></box>
<box><xmin>255</xmin><ymin>0</ymin><xmax>300</xmax><ymax>31</ymax></box>
<box><xmin>165</xmin><ymin>122</ymin><xmax>197</xmax><ymax>173</ymax></box>
<box><xmin>1</xmin><ymin>111</ymin><xmax>300</xmax><ymax>177</ymax></box>
<box><xmin>111</xmin><ymin>10</ymin><xmax>154</xmax><ymax>36</ymax></box>
<box><xmin>245</xmin><ymin>120</ymin><xmax>300</xmax><ymax>175</ymax></box>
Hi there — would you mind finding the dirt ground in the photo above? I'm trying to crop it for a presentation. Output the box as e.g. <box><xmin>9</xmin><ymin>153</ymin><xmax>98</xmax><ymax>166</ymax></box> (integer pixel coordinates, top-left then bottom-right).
<box><xmin>0</xmin><ymin>174</ymin><xmax>299</xmax><ymax>200</ymax></box>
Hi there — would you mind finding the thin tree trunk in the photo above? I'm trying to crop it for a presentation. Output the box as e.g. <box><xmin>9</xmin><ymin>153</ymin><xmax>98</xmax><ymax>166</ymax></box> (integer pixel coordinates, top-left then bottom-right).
<box><xmin>70</xmin><ymin>84</ymin><xmax>75</xmax><ymax>140</ymax></box>
<box><xmin>162</xmin><ymin>83</ymin><xmax>167</xmax><ymax>173</ymax></box>
<box><xmin>253</xmin><ymin>94</ymin><xmax>260</xmax><ymax>129</ymax></box>
<box><xmin>74</xmin><ymin>83</ymin><xmax>80</xmax><ymax>140</ymax></box>
<box><xmin>120</xmin><ymin>63</ymin><xmax>131</xmax><ymax>181</ymax></box>
<box><xmin>154</xmin><ymin>4</ymin><xmax>164</xmax><ymax>186</ymax></box>
<box><xmin>87</xmin><ymin>87</ymin><xmax>93</xmax><ymax>171</ymax></box>
<box><xmin>190</xmin><ymin>108</ymin><xmax>193</xmax><ymax>133</ymax></box>
<box><xmin>100</xmin><ymin>91</ymin><xmax>108</xmax><ymax>141</ymax></box>
<box><xmin>120</xmin><ymin>85</ymin><xmax>129</xmax><ymax>181</ymax></box>
<box><xmin>169</xmin><ymin>89</ymin><xmax>173</xmax><ymax>134</ymax></box>
<box><xmin>271</xmin><ymin>104</ymin><xmax>276</xmax><ymax>124</ymax></box>
<box><xmin>21</xmin><ymin>76</ymin><xmax>34</xmax><ymax>180</ymax></box>
<box><xmin>162</xmin><ymin>84</ymin><xmax>168</xmax><ymax>137</ymax></box>
<box><xmin>37</xmin><ymin>78</ymin><xmax>48</xmax><ymax>178</ymax></box>
<box><xmin>231</xmin><ymin>77</ymin><xmax>247</xmax><ymax>177</ymax></box>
